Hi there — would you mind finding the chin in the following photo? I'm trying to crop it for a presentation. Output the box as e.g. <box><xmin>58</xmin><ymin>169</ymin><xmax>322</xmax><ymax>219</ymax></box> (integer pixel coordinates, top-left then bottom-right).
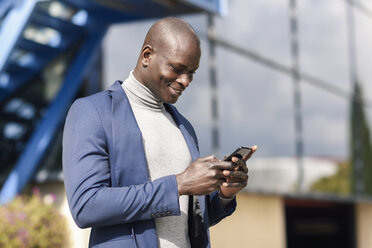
<box><xmin>165</xmin><ymin>99</ymin><xmax>178</xmax><ymax>104</ymax></box>
<box><xmin>164</xmin><ymin>96</ymin><xmax>179</xmax><ymax>104</ymax></box>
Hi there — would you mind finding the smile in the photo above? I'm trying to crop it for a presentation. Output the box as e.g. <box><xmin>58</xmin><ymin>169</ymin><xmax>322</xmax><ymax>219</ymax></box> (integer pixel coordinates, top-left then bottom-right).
<box><xmin>169</xmin><ymin>85</ymin><xmax>183</xmax><ymax>96</ymax></box>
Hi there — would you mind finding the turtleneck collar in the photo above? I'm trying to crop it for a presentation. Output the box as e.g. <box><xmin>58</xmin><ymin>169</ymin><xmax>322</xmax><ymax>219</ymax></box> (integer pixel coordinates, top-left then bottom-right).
<box><xmin>122</xmin><ymin>71</ymin><xmax>163</xmax><ymax>111</ymax></box>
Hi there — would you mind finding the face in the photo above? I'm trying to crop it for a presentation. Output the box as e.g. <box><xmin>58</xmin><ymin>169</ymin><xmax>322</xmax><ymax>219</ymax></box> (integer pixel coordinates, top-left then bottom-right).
<box><xmin>141</xmin><ymin>39</ymin><xmax>201</xmax><ymax>104</ymax></box>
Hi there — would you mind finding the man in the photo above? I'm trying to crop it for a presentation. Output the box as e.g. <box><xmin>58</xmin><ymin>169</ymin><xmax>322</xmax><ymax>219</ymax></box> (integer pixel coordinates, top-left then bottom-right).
<box><xmin>63</xmin><ymin>17</ymin><xmax>256</xmax><ymax>248</ymax></box>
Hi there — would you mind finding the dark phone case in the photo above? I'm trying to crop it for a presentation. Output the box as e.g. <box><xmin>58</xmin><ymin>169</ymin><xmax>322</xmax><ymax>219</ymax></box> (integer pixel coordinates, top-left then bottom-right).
<box><xmin>224</xmin><ymin>146</ymin><xmax>252</xmax><ymax>161</ymax></box>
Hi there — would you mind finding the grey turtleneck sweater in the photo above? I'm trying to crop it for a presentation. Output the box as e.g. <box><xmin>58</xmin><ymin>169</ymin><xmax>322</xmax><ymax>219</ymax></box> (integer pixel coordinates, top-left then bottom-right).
<box><xmin>122</xmin><ymin>71</ymin><xmax>192</xmax><ymax>248</ymax></box>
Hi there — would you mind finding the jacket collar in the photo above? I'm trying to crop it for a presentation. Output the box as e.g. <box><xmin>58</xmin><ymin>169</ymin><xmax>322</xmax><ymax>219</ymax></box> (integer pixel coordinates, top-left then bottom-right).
<box><xmin>108</xmin><ymin>80</ymin><xmax>123</xmax><ymax>92</ymax></box>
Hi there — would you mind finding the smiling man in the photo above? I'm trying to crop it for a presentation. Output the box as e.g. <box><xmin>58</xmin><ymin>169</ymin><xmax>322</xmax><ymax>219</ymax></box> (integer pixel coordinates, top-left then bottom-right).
<box><xmin>63</xmin><ymin>17</ymin><xmax>255</xmax><ymax>248</ymax></box>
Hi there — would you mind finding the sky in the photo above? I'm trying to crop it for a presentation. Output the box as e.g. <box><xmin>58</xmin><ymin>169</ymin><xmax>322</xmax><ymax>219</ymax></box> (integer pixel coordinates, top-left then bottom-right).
<box><xmin>103</xmin><ymin>0</ymin><xmax>372</xmax><ymax>159</ymax></box>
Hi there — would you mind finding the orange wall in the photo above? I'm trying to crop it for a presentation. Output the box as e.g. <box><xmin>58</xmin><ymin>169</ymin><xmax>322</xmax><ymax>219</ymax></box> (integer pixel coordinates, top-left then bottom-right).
<box><xmin>356</xmin><ymin>202</ymin><xmax>372</xmax><ymax>248</ymax></box>
<box><xmin>210</xmin><ymin>193</ymin><xmax>286</xmax><ymax>248</ymax></box>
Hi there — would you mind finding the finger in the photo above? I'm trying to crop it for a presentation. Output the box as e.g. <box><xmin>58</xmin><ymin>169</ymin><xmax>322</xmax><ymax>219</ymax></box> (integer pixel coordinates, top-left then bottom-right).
<box><xmin>243</xmin><ymin>145</ymin><xmax>258</xmax><ymax>161</ymax></box>
<box><xmin>209</xmin><ymin>161</ymin><xmax>233</xmax><ymax>170</ymax></box>
<box><xmin>214</xmin><ymin>170</ymin><xmax>229</xmax><ymax>180</ymax></box>
<box><xmin>228</xmin><ymin>171</ymin><xmax>248</xmax><ymax>180</ymax></box>
<box><xmin>222</xmin><ymin>181</ymin><xmax>247</xmax><ymax>188</ymax></box>
<box><xmin>222</xmin><ymin>170</ymin><xmax>231</xmax><ymax>177</ymax></box>
<box><xmin>199</xmin><ymin>154</ymin><xmax>218</xmax><ymax>162</ymax></box>
<box><xmin>224</xmin><ymin>170</ymin><xmax>248</xmax><ymax>180</ymax></box>
<box><xmin>225</xmin><ymin>175</ymin><xmax>248</xmax><ymax>183</ymax></box>
<box><xmin>231</xmin><ymin>157</ymin><xmax>248</xmax><ymax>173</ymax></box>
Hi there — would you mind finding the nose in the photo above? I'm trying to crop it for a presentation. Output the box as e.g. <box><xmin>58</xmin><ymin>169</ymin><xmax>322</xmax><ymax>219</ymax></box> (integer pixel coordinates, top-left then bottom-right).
<box><xmin>177</xmin><ymin>73</ymin><xmax>191</xmax><ymax>88</ymax></box>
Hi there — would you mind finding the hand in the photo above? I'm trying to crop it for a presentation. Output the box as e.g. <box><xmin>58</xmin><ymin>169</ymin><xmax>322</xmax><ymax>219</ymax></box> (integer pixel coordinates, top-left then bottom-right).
<box><xmin>176</xmin><ymin>155</ymin><xmax>233</xmax><ymax>196</ymax></box>
<box><xmin>219</xmin><ymin>145</ymin><xmax>257</xmax><ymax>198</ymax></box>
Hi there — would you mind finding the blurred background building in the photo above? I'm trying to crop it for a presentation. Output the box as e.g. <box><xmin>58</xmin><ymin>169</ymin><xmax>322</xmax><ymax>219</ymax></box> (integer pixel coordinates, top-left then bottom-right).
<box><xmin>0</xmin><ymin>0</ymin><xmax>372</xmax><ymax>247</ymax></box>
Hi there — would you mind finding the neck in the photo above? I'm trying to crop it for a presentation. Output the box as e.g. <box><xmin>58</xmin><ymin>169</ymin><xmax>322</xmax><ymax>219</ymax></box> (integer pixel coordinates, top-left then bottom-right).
<box><xmin>122</xmin><ymin>71</ymin><xmax>163</xmax><ymax>111</ymax></box>
<box><xmin>133</xmin><ymin>66</ymin><xmax>144</xmax><ymax>85</ymax></box>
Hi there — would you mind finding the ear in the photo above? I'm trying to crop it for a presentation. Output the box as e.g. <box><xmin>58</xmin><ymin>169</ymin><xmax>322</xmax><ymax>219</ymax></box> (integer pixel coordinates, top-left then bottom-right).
<box><xmin>141</xmin><ymin>45</ymin><xmax>153</xmax><ymax>68</ymax></box>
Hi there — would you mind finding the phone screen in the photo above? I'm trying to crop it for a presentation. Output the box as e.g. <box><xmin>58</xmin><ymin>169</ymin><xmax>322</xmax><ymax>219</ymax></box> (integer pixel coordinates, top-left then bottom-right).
<box><xmin>224</xmin><ymin>146</ymin><xmax>252</xmax><ymax>161</ymax></box>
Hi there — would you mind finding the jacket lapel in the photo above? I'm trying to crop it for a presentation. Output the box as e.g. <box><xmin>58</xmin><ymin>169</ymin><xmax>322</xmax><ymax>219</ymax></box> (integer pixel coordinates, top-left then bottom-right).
<box><xmin>109</xmin><ymin>81</ymin><xmax>149</xmax><ymax>186</ymax></box>
<box><xmin>164</xmin><ymin>104</ymin><xmax>208</xmax><ymax>241</ymax></box>
<box><xmin>164</xmin><ymin>104</ymin><xmax>199</xmax><ymax>161</ymax></box>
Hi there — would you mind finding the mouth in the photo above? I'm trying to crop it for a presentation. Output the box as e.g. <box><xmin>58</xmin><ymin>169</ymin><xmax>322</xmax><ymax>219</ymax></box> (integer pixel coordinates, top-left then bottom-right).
<box><xmin>169</xmin><ymin>85</ymin><xmax>183</xmax><ymax>96</ymax></box>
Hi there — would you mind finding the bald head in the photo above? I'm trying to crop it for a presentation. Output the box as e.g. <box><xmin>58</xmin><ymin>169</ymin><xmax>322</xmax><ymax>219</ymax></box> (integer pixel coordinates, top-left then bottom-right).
<box><xmin>142</xmin><ymin>17</ymin><xmax>200</xmax><ymax>54</ymax></box>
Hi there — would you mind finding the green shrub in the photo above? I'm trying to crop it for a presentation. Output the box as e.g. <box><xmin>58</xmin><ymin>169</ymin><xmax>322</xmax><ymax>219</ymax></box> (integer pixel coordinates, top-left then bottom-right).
<box><xmin>0</xmin><ymin>188</ymin><xmax>68</xmax><ymax>248</ymax></box>
<box><xmin>310</xmin><ymin>161</ymin><xmax>351</xmax><ymax>195</ymax></box>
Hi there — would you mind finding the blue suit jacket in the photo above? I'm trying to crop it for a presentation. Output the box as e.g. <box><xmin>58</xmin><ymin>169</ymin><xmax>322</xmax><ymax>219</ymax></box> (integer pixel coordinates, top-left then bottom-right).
<box><xmin>62</xmin><ymin>81</ymin><xmax>236</xmax><ymax>248</ymax></box>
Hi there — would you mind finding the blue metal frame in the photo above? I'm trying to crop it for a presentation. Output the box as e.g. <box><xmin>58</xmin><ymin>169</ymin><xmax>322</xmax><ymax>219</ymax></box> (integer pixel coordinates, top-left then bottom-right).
<box><xmin>62</xmin><ymin>0</ymin><xmax>200</xmax><ymax>25</ymax></box>
<box><xmin>0</xmin><ymin>0</ymin><xmax>16</xmax><ymax>18</ymax></box>
<box><xmin>0</xmin><ymin>27</ymin><xmax>108</xmax><ymax>204</ymax></box>
<box><xmin>0</xmin><ymin>0</ymin><xmax>38</xmax><ymax>73</ymax></box>
<box><xmin>0</xmin><ymin>1</ymin><xmax>87</xmax><ymax>103</ymax></box>
<box><xmin>183</xmin><ymin>0</ymin><xmax>228</xmax><ymax>16</ymax></box>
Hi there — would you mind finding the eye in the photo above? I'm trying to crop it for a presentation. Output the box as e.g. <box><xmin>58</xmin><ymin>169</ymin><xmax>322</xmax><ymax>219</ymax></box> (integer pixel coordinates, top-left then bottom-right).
<box><xmin>170</xmin><ymin>66</ymin><xmax>183</xmax><ymax>74</ymax></box>
<box><xmin>170</xmin><ymin>64</ymin><xmax>186</xmax><ymax>74</ymax></box>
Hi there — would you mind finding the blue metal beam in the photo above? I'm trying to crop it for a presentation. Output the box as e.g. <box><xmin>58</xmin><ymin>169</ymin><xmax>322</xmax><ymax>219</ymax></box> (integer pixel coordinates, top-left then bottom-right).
<box><xmin>6</xmin><ymin>62</ymin><xmax>39</xmax><ymax>74</ymax></box>
<box><xmin>0</xmin><ymin>0</ymin><xmax>16</xmax><ymax>18</ymax></box>
<box><xmin>0</xmin><ymin>26</ymin><xmax>108</xmax><ymax>204</ymax></box>
<box><xmin>18</xmin><ymin>38</ymin><xmax>60</xmax><ymax>56</ymax></box>
<box><xmin>30</xmin><ymin>8</ymin><xmax>84</xmax><ymax>35</ymax></box>
<box><xmin>182</xmin><ymin>0</ymin><xmax>228</xmax><ymax>16</ymax></box>
<box><xmin>0</xmin><ymin>0</ymin><xmax>38</xmax><ymax>73</ymax></box>
<box><xmin>0</xmin><ymin>71</ymin><xmax>37</xmax><ymax>103</ymax></box>
<box><xmin>62</xmin><ymin>0</ymin><xmax>196</xmax><ymax>25</ymax></box>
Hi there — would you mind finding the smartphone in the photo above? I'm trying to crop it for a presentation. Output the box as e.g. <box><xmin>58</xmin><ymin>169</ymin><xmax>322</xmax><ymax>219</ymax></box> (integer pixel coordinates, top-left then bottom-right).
<box><xmin>224</xmin><ymin>146</ymin><xmax>253</xmax><ymax>161</ymax></box>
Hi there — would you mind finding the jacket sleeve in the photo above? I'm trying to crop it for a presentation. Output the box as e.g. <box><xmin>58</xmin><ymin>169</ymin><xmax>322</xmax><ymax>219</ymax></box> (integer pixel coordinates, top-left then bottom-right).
<box><xmin>62</xmin><ymin>98</ymin><xmax>180</xmax><ymax>228</ymax></box>
<box><xmin>207</xmin><ymin>192</ymin><xmax>237</xmax><ymax>227</ymax></box>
